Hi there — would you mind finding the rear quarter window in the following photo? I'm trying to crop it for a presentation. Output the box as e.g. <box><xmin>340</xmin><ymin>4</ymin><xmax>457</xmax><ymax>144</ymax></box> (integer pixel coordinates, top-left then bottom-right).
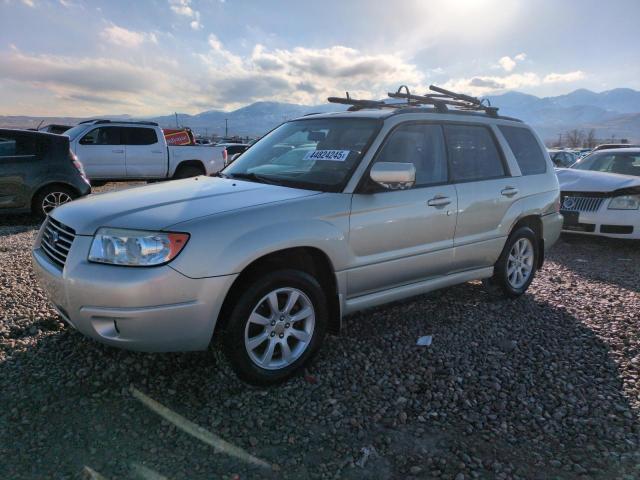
<box><xmin>0</xmin><ymin>133</ymin><xmax>42</xmax><ymax>159</ymax></box>
<box><xmin>499</xmin><ymin>126</ymin><xmax>547</xmax><ymax>175</ymax></box>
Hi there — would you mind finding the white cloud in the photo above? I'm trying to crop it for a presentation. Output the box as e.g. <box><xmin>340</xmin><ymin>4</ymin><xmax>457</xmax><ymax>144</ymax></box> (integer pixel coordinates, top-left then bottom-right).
<box><xmin>497</xmin><ymin>53</ymin><xmax>527</xmax><ymax>72</ymax></box>
<box><xmin>169</xmin><ymin>0</ymin><xmax>194</xmax><ymax>16</ymax></box>
<box><xmin>543</xmin><ymin>71</ymin><xmax>585</xmax><ymax>84</ymax></box>
<box><xmin>196</xmin><ymin>39</ymin><xmax>427</xmax><ymax>107</ymax></box>
<box><xmin>444</xmin><ymin>69</ymin><xmax>586</xmax><ymax>96</ymax></box>
<box><xmin>0</xmin><ymin>35</ymin><xmax>586</xmax><ymax>116</ymax></box>
<box><xmin>100</xmin><ymin>24</ymin><xmax>158</xmax><ymax>48</ymax></box>
<box><xmin>169</xmin><ymin>0</ymin><xmax>203</xmax><ymax>29</ymax></box>
<box><xmin>498</xmin><ymin>56</ymin><xmax>517</xmax><ymax>72</ymax></box>
<box><xmin>20</xmin><ymin>0</ymin><xmax>34</xmax><ymax>6</ymax></box>
<box><xmin>190</xmin><ymin>15</ymin><xmax>202</xmax><ymax>30</ymax></box>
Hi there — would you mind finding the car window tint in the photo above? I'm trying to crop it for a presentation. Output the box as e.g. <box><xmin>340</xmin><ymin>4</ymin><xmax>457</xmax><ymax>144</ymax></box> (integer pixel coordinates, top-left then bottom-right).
<box><xmin>80</xmin><ymin>127</ymin><xmax>122</xmax><ymax>145</ymax></box>
<box><xmin>499</xmin><ymin>126</ymin><xmax>547</xmax><ymax>175</ymax></box>
<box><xmin>0</xmin><ymin>134</ymin><xmax>40</xmax><ymax>158</ymax></box>
<box><xmin>374</xmin><ymin>124</ymin><xmax>447</xmax><ymax>187</ymax></box>
<box><xmin>445</xmin><ymin>125</ymin><xmax>505</xmax><ymax>182</ymax></box>
<box><xmin>125</xmin><ymin>127</ymin><xmax>158</xmax><ymax>145</ymax></box>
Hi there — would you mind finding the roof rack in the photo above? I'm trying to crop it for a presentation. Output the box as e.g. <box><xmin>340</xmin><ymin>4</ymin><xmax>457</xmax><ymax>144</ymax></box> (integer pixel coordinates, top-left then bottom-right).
<box><xmin>328</xmin><ymin>85</ymin><xmax>499</xmax><ymax>117</ymax></box>
<box><xmin>78</xmin><ymin>119</ymin><xmax>159</xmax><ymax>126</ymax></box>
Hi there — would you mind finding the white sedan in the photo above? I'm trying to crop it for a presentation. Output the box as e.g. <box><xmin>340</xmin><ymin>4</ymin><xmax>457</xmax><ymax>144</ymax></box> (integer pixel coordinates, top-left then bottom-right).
<box><xmin>557</xmin><ymin>148</ymin><xmax>640</xmax><ymax>239</ymax></box>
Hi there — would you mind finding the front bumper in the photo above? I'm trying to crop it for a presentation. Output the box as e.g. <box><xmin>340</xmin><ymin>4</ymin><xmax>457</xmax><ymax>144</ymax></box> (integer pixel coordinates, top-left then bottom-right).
<box><xmin>561</xmin><ymin>209</ymin><xmax>640</xmax><ymax>239</ymax></box>
<box><xmin>32</xmin><ymin>233</ymin><xmax>237</xmax><ymax>352</ymax></box>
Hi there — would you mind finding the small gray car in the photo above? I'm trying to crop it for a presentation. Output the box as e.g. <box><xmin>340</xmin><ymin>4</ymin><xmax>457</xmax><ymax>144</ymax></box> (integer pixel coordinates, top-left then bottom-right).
<box><xmin>32</xmin><ymin>88</ymin><xmax>562</xmax><ymax>384</ymax></box>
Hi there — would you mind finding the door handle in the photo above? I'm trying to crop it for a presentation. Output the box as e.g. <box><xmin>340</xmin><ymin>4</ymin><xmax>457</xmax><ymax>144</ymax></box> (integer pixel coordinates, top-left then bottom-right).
<box><xmin>151</xmin><ymin>150</ymin><xmax>163</xmax><ymax>154</ymax></box>
<box><xmin>112</xmin><ymin>149</ymin><xmax>124</xmax><ymax>154</ymax></box>
<box><xmin>501</xmin><ymin>186</ymin><xmax>519</xmax><ymax>197</ymax></box>
<box><xmin>427</xmin><ymin>195</ymin><xmax>452</xmax><ymax>207</ymax></box>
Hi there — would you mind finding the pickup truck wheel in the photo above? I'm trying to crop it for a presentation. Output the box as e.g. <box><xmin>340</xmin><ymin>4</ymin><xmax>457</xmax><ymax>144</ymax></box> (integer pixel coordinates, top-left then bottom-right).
<box><xmin>223</xmin><ymin>269</ymin><xmax>328</xmax><ymax>385</ymax></box>
<box><xmin>173</xmin><ymin>165</ymin><xmax>204</xmax><ymax>179</ymax></box>
<box><xmin>32</xmin><ymin>185</ymin><xmax>77</xmax><ymax>219</ymax></box>
<box><xmin>483</xmin><ymin>226</ymin><xmax>538</xmax><ymax>298</ymax></box>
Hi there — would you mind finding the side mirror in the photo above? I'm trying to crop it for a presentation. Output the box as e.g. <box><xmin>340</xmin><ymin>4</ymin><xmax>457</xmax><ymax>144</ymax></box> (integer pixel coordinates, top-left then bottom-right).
<box><xmin>370</xmin><ymin>162</ymin><xmax>415</xmax><ymax>190</ymax></box>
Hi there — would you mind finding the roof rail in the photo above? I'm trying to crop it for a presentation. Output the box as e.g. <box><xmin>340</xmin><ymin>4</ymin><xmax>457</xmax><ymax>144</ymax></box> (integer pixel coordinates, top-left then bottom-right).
<box><xmin>77</xmin><ymin>119</ymin><xmax>159</xmax><ymax>126</ymax></box>
<box><xmin>327</xmin><ymin>85</ymin><xmax>500</xmax><ymax>117</ymax></box>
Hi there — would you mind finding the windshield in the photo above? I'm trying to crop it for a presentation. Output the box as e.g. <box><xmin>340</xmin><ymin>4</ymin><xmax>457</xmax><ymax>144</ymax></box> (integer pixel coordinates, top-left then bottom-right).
<box><xmin>63</xmin><ymin>124</ymin><xmax>90</xmax><ymax>141</ymax></box>
<box><xmin>223</xmin><ymin>118</ymin><xmax>381</xmax><ymax>192</ymax></box>
<box><xmin>572</xmin><ymin>152</ymin><xmax>640</xmax><ymax>177</ymax></box>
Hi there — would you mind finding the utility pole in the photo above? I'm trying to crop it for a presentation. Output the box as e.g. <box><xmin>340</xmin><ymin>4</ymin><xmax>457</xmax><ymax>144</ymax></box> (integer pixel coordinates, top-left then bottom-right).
<box><xmin>225</xmin><ymin>118</ymin><xmax>228</xmax><ymax>138</ymax></box>
<box><xmin>174</xmin><ymin>112</ymin><xmax>179</xmax><ymax>128</ymax></box>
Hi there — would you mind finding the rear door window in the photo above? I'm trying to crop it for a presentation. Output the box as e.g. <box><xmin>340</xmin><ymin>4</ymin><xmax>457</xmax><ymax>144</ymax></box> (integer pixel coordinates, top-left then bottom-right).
<box><xmin>79</xmin><ymin>127</ymin><xmax>122</xmax><ymax>145</ymax></box>
<box><xmin>499</xmin><ymin>126</ymin><xmax>547</xmax><ymax>175</ymax></box>
<box><xmin>444</xmin><ymin>125</ymin><xmax>506</xmax><ymax>182</ymax></box>
<box><xmin>124</xmin><ymin>127</ymin><xmax>158</xmax><ymax>145</ymax></box>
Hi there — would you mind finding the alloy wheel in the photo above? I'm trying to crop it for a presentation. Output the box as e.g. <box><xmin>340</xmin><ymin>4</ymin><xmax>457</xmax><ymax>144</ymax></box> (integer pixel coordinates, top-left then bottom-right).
<box><xmin>244</xmin><ymin>287</ymin><xmax>315</xmax><ymax>370</ymax></box>
<box><xmin>506</xmin><ymin>237</ymin><xmax>534</xmax><ymax>289</ymax></box>
<box><xmin>42</xmin><ymin>191</ymin><xmax>73</xmax><ymax>214</ymax></box>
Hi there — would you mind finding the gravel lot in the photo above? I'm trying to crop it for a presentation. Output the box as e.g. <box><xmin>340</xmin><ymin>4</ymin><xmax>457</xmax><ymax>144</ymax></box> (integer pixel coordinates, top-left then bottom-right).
<box><xmin>1</xmin><ymin>183</ymin><xmax>639</xmax><ymax>479</ymax></box>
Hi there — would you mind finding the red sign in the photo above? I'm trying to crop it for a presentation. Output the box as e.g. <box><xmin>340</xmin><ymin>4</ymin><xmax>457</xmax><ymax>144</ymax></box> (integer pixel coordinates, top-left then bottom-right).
<box><xmin>163</xmin><ymin>129</ymin><xmax>194</xmax><ymax>146</ymax></box>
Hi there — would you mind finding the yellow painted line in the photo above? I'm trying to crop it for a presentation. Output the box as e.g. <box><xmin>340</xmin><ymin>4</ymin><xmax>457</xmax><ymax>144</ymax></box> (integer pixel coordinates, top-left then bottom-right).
<box><xmin>130</xmin><ymin>387</ymin><xmax>271</xmax><ymax>469</ymax></box>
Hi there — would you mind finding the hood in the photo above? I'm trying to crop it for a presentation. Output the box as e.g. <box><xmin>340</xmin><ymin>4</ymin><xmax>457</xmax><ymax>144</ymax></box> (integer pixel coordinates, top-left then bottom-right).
<box><xmin>556</xmin><ymin>168</ymin><xmax>640</xmax><ymax>194</ymax></box>
<box><xmin>52</xmin><ymin>177</ymin><xmax>320</xmax><ymax>235</ymax></box>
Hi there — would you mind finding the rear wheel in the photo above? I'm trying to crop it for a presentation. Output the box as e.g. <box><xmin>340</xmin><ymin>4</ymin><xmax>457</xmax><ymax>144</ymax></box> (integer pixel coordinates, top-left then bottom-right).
<box><xmin>483</xmin><ymin>226</ymin><xmax>538</xmax><ymax>298</ymax></box>
<box><xmin>173</xmin><ymin>164</ymin><xmax>204</xmax><ymax>179</ymax></box>
<box><xmin>222</xmin><ymin>269</ymin><xmax>328</xmax><ymax>385</ymax></box>
<box><xmin>32</xmin><ymin>185</ymin><xmax>77</xmax><ymax>218</ymax></box>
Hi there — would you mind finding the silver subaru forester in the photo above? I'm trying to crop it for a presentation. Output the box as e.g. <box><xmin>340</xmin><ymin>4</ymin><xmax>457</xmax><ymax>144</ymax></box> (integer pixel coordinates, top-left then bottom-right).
<box><xmin>32</xmin><ymin>87</ymin><xmax>563</xmax><ymax>385</ymax></box>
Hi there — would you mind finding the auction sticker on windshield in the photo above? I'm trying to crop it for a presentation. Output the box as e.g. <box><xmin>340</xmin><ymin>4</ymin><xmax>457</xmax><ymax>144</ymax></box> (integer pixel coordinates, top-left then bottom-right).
<box><xmin>304</xmin><ymin>150</ymin><xmax>351</xmax><ymax>161</ymax></box>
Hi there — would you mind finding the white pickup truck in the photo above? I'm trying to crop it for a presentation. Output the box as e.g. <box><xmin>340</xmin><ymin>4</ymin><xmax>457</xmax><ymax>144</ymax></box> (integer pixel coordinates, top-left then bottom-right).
<box><xmin>63</xmin><ymin>120</ymin><xmax>226</xmax><ymax>181</ymax></box>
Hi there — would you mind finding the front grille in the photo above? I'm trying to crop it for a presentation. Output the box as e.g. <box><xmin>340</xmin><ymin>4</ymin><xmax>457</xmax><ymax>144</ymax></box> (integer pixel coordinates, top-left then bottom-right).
<box><xmin>40</xmin><ymin>217</ymin><xmax>76</xmax><ymax>268</ymax></box>
<box><xmin>560</xmin><ymin>195</ymin><xmax>605</xmax><ymax>212</ymax></box>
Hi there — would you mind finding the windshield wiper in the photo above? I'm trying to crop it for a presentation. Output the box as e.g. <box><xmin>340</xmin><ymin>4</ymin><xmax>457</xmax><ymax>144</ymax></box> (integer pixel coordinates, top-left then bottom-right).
<box><xmin>227</xmin><ymin>172</ymin><xmax>282</xmax><ymax>185</ymax></box>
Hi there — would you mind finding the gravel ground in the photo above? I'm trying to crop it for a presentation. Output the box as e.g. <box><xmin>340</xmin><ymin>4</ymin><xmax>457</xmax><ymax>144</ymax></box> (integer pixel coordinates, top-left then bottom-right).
<box><xmin>1</xmin><ymin>184</ymin><xmax>639</xmax><ymax>479</ymax></box>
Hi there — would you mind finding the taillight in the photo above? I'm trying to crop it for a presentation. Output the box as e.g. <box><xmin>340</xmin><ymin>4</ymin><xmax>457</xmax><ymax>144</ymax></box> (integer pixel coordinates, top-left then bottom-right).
<box><xmin>70</xmin><ymin>149</ymin><xmax>89</xmax><ymax>183</ymax></box>
<box><xmin>222</xmin><ymin>148</ymin><xmax>228</xmax><ymax>165</ymax></box>
<box><xmin>554</xmin><ymin>196</ymin><xmax>561</xmax><ymax>213</ymax></box>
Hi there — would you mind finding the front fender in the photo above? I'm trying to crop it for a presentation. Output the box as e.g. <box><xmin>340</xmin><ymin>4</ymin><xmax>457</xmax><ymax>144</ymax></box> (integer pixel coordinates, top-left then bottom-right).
<box><xmin>168</xmin><ymin>194</ymin><xmax>352</xmax><ymax>279</ymax></box>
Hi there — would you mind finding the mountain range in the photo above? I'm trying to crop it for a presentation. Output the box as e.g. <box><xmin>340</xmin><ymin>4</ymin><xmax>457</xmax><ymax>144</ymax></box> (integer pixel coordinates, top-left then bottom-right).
<box><xmin>2</xmin><ymin>88</ymin><xmax>639</xmax><ymax>143</ymax></box>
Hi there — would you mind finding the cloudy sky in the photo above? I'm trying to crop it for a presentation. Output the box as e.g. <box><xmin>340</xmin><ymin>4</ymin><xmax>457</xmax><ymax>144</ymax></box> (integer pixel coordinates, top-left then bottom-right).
<box><xmin>1</xmin><ymin>0</ymin><xmax>639</xmax><ymax>116</ymax></box>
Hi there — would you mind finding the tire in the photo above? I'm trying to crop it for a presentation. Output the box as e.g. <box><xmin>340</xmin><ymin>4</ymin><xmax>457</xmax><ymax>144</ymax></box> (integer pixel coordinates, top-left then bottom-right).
<box><xmin>173</xmin><ymin>164</ymin><xmax>204</xmax><ymax>179</ymax></box>
<box><xmin>32</xmin><ymin>185</ymin><xmax>78</xmax><ymax>219</ymax></box>
<box><xmin>222</xmin><ymin>269</ymin><xmax>328</xmax><ymax>386</ymax></box>
<box><xmin>90</xmin><ymin>181</ymin><xmax>107</xmax><ymax>187</ymax></box>
<box><xmin>483</xmin><ymin>226</ymin><xmax>539</xmax><ymax>298</ymax></box>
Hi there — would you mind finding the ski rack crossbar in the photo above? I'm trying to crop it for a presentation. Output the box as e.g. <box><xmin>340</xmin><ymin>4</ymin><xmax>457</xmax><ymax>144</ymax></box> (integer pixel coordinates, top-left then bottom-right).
<box><xmin>327</xmin><ymin>85</ymin><xmax>499</xmax><ymax>117</ymax></box>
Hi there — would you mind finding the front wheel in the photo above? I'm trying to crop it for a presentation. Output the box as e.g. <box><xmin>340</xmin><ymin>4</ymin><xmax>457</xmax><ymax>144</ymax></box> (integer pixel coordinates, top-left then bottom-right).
<box><xmin>222</xmin><ymin>269</ymin><xmax>328</xmax><ymax>385</ymax></box>
<box><xmin>483</xmin><ymin>226</ymin><xmax>538</xmax><ymax>298</ymax></box>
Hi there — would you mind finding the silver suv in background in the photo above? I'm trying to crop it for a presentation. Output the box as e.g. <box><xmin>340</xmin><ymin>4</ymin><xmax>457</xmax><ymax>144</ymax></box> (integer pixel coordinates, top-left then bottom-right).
<box><xmin>32</xmin><ymin>86</ymin><xmax>562</xmax><ymax>385</ymax></box>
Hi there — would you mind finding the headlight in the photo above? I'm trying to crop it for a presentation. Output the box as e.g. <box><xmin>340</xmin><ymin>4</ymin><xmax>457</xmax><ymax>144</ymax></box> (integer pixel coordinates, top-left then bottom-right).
<box><xmin>88</xmin><ymin>228</ymin><xmax>189</xmax><ymax>266</ymax></box>
<box><xmin>608</xmin><ymin>195</ymin><xmax>640</xmax><ymax>210</ymax></box>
